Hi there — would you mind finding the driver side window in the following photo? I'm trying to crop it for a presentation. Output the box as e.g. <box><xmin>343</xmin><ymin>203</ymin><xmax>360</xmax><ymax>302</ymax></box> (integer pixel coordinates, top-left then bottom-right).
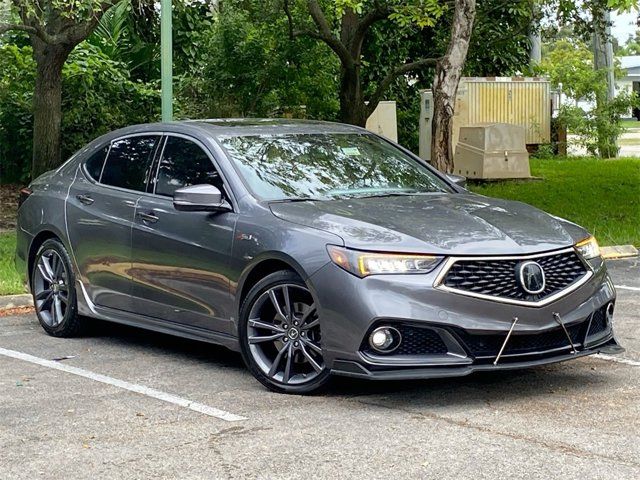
<box><xmin>154</xmin><ymin>136</ymin><xmax>224</xmax><ymax>197</ymax></box>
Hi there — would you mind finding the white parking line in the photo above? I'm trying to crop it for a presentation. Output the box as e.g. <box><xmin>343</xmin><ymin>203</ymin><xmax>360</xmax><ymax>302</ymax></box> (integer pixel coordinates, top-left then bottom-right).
<box><xmin>615</xmin><ymin>285</ymin><xmax>640</xmax><ymax>292</ymax></box>
<box><xmin>0</xmin><ymin>347</ymin><xmax>246</xmax><ymax>422</ymax></box>
<box><xmin>595</xmin><ymin>353</ymin><xmax>640</xmax><ymax>367</ymax></box>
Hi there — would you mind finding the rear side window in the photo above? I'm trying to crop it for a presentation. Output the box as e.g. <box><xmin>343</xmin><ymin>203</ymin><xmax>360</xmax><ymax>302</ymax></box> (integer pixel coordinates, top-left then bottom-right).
<box><xmin>101</xmin><ymin>136</ymin><xmax>159</xmax><ymax>191</ymax></box>
<box><xmin>155</xmin><ymin>136</ymin><xmax>224</xmax><ymax>197</ymax></box>
<box><xmin>84</xmin><ymin>145</ymin><xmax>109</xmax><ymax>181</ymax></box>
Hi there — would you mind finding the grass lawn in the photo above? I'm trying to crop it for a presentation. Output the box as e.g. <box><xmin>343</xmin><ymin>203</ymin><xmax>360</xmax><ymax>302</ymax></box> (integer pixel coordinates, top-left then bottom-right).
<box><xmin>621</xmin><ymin>119</ymin><xmax>640</xmax><ymax>130</ymax></box>
<box><xmin>0</xmin><ymin>232</ymin><xmax>25</xmax><ymax>296</ymax></box>
<box><xmin>469</xmin><ymin>157</ymin><xmax>640</xmax><ymax>247</ymax></box>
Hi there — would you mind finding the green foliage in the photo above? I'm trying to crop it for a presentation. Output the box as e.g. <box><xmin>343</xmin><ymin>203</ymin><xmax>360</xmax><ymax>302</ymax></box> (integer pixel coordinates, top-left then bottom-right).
<box><xmin>175</xmin><ymin>1</ymin><xmax>339</xmax><ymax>120</ymax></box>
<box><xmin>61</xmin><ymin>43</ymin><xmax>159</xmax><ymax>156</ymax></box>
<box><xmin>537</xmin><ymin>38</ymin><xmax>640</xmax><ymax>158</ymax></box>
<box><xmin>0</xmin><ymin>42</ymin><xmax>159</xmax><ymax>183</ymax></box>
<box><xmin>334</xmin><ymin>0</ymin><xmax>447</xmax><ymax>27</ymax></box>
<box><xmin>531</xmin><ymin>143</ymin><xmax>555</xmax><ymax>159</ymax></box>
<box><xmin>0</xmin><ymin>44</ymin><xmax>34</xmax><ymax>182</ymax></box>
<box><xmin>87</xmin><ymin>0</ymin><xmax>159</xmax><ymax>81</ymax></box>
<box><xmin>617</xmin><ymin>29</ymin><xmax>640</xmax><ymax>55</ymax></box>
<box><xmin>172</xmin><ymin>0</ymin><xmax>216</xmax><ymax>75</ymax></box>
<box><xmin>538</xmin><ymin>39</ymin><xmax>600</xmax><ymax>101</ymax></box>
<box><xmin>0</xmin><ymin>232</ymin><xmax>24</xmax><ymax>295</ymax></box>
<box><xmin>456</xmin><ymin>0</ymin><xmax>532</xmax><ymax>75</ymax></box>
<box><xmin>558</xmin><ymin>92</ymin><xmax>640</xmax><ymax>158</ymax></box>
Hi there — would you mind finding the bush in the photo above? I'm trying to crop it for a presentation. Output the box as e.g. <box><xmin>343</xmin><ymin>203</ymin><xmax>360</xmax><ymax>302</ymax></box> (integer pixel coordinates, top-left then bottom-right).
<box><xmin>559</xmin><ymin>91</ymin><xmax>640</xmax><ymax>158</ymax></box>
<box><xmin>0</xmin><ymin>43</ymin><xmax>159</xmax><ymax>184</ymax></box>
<box><xmin>0</xmin><ymin>45</ymin><xmax>34</xmax><ymax>183</ymax></box>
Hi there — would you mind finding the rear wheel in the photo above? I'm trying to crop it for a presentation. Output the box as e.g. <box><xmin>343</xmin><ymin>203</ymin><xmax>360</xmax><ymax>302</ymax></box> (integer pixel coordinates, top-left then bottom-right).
<box><xmin>32</xmin><ymin>238</ymin><xmax>84</xmax><ymax>337</ymax></box>
<box><xmin>239</xmin><ymin>270</ymin><xmax>330</xmax><ymax>393</ymax></box>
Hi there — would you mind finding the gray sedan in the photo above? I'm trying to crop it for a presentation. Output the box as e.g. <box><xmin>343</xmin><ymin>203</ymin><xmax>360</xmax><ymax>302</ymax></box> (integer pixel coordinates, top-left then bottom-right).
<box><xmin>15</xmin><ymin>119</ymin><xmax>622</xmax><ymax>393</ymax></box>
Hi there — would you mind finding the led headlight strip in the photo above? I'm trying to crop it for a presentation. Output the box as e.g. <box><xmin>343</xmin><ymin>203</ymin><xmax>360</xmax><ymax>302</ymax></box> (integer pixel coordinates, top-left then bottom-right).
<box><xmin>327</xmin><ymin>245</ymin><xmax>442</xmax><ymax>278</ymax></box>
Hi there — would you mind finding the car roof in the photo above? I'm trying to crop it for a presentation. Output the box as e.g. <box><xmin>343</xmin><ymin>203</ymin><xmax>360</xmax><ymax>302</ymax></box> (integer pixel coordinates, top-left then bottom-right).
<box><xmin>186</xmin><ymin>118</ymin><xmax>366</xmax><ymax>136</ymax></box>
<box><xmin>104</xmin><ymin>118</ymin><xmax>367</xmax><ymax>139</ymax></box>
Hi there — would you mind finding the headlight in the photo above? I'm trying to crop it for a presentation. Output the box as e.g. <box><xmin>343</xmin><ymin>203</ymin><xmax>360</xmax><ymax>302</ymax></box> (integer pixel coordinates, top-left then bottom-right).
<box><xmin>575</xmin><ymin>236</ymin><xmax>601</xmax><ymax>260</ymax></box>
<box><xmin>327</xmin><ymin>245</ymin><xmax>442</xmax><ymax>277</ymax></box>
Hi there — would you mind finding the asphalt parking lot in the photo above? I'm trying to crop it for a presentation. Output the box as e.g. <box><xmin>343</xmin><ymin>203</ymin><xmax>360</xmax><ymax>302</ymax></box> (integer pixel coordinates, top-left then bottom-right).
<box><xmin>1</xmin><ymin>258</ymin><xmax>638</xmax><ymax>479</ymax></box>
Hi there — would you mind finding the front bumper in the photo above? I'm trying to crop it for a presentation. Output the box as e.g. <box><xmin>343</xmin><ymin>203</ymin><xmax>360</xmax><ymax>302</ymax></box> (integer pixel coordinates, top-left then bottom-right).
<box><xmin>308</xmin><ymin>255</ymin><xmax>620</xmax><ymax>381</ymax></box>
<box><xmin>331</xmin><ymin>337</ymin><xmax>623</xmax><ymax>380</ymax></box>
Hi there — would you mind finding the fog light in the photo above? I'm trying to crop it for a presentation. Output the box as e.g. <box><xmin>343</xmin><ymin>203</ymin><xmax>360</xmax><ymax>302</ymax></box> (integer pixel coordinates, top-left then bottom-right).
<box><xmin>369</xmin><ymin>327</ymin><xmax>401</xmax><ymax>353</ymax></box>
<box><xmin>606</xmin><ymin>302</ymin><xmax>614</xmax><ymax>322</ymax></box>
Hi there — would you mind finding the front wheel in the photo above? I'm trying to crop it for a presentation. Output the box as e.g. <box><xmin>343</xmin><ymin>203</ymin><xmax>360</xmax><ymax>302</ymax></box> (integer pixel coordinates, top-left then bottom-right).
<box><xmin>239</xmin><ymin>270</ymin><xmax>330</xmax><ymax>394</ymax></box>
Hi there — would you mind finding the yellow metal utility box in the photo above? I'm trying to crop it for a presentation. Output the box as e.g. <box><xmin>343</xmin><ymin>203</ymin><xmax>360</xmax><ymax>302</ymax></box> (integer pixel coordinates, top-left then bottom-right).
<box><xmin>453</xmin><ymin>77</ymin><xmax>551</xmax><ymax>152</ymax></box>
<box><xmin>454</xmin><ymin>123</ymin><xmax>531</xmax><ymax>179</ymax></box>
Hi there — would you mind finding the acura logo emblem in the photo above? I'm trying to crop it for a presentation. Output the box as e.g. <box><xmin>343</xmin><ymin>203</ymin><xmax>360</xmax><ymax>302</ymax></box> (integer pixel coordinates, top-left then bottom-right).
<box><xmin>517</xmin><ymin>261</ymin><xmax>546</xmax><ymax>294</ymax></box>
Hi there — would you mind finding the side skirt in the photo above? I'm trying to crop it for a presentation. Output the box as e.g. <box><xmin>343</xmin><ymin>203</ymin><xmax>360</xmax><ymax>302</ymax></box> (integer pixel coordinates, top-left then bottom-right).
<box><xmin>76</xmin><ymin>280</ymin><xmax>240</xmax><ymax>352</ymax></box>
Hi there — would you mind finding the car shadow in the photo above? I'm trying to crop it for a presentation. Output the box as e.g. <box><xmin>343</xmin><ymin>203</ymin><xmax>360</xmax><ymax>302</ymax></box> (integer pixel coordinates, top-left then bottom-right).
<box><xmin>85</xmin><ymin>316</ymin><xmax>246</xmax><ymax>372</ymax></box>
<box><xmin>84</xmin><ymin>316</ymin><xmax>610</xmax><ymax>405</ymax></box>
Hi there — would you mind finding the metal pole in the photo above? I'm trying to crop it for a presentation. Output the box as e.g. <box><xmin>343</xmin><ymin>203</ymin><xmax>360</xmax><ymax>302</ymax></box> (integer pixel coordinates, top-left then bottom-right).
<box><xmin>161</xmin><ymin>0</ymin><xmax>173</xmax><ymax>122</ymax></box>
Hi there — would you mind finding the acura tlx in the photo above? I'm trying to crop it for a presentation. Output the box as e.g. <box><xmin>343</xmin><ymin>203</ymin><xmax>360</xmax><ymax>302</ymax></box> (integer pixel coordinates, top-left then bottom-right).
<box><xmin>15</xmin><ymin>119</ymin><xmax>622</xmax><ymax>393</ymax></box>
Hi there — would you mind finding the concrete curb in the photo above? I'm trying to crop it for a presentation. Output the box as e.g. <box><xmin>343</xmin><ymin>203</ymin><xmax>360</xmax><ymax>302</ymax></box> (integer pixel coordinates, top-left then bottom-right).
<box><xmin>601</xmin><ymin>245</ymin><xmax>639</xmax><ymax>260</ymax></box>
<box><xmin>0</xmin><ymin>294</ymin><xmax>33</xmax><ymax>310</ymax></box>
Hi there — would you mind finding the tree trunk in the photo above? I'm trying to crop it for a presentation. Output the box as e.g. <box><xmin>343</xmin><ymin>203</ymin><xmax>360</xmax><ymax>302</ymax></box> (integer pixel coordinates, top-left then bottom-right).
<box><xmin>338</xmin><ymin>10</ymin><xmax>367</xmax><ymax>127</ymax></box>
<box><xmin>31</xmin><ymin>41</ymin><xmax>72</xmax><ymax>179</ymax></box>
<box><xmin>339</xmin><ymin>65</ymin><xmax>367</xmax><ymax>126</ymax></box>
<box><xmin>431</xmin><ymin>0</ymin><xmax>476</xmax><ymax>173</ymax></box>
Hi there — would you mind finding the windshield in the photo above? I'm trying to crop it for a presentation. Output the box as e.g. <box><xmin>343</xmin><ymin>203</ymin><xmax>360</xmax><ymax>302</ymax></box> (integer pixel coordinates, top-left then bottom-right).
<box><xmin>217</xmin><ymin>133</ymin><xmax>452</xmax><ymax>200</ymax></box>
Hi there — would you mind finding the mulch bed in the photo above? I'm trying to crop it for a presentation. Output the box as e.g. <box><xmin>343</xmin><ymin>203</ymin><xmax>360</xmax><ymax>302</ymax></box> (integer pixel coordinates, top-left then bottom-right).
<box><xmin>0</xmin><ymin>184</ymin><xmax>19</xmax><ymax>231</ymax></box>
<box><xmin>0</xmin><ymin>306</ymin><xmax>34</xmax><ymax>317</ymax></box>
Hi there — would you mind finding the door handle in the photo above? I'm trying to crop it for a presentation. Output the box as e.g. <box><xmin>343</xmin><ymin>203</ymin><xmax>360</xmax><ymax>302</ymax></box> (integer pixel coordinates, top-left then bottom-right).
<box><xmin>76</xmin><ymin>194</ymin><xmax>94</xmax><ymax>205</ymax></box>
<box><xmin>137</xmin><ymin>212</ymin><xmax>159</xmax><ymax>223</ymax></box>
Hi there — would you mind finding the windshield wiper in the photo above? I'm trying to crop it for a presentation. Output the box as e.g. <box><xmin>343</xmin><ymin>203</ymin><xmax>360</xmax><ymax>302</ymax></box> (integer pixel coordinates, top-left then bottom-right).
<box><xmin>350</xmin><ymin>190</ymin><xmax>436</xmax><ymax>199</ymax></box>
<box><xmin>269</xmin><ymin>197</ymin><xmax>328</xmax><ymax>203</ymax></box>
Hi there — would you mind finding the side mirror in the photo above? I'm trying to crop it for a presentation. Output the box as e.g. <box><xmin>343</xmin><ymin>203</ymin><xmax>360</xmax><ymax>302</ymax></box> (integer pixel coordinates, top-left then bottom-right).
<box><xmin>173</xmin><ymin>184</ymin><xmax>231</xmax><ymax>212</ymax></box>
<box><xmin>446</xmin><ymin>174</ymin><xmax>467</xmax><ymax>189</ymax></box>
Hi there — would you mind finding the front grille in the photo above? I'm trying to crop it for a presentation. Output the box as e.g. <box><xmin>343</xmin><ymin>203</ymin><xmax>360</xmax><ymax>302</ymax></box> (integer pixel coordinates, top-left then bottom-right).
<box><xmin>451</xmin><ymin>319</ymin><xmax>590</xmax><ymax>358</ymax></box>
<box><xmin>442</xmin><ymin>250</ymin><xmax>588</xmax><ymax>302</ymax></box>
<box><xmin>363</xmin><ymin>325</ymin><xmax>448</xmax><ymax>356</ymax></box>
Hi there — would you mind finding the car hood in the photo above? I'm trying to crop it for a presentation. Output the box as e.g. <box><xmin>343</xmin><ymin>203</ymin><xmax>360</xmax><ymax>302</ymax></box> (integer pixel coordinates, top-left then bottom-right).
<box><xmin>269</xmin><ymin>193</ymin><xmax>589</xmax><ymax>255</ymax></box>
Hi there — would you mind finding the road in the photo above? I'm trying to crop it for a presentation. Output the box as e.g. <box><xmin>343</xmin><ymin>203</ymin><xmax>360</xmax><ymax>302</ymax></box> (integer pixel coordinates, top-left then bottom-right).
<box><xmin>0</xmin><ymin>258</ymin><xmax>638</xmax><ymax>479</ymax></box>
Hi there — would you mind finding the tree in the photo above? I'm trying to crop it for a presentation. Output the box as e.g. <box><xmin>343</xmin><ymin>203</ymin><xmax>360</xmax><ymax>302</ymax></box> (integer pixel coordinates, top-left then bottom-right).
<box><xmin>281</xmin><ymin>0</ymin><xmax>482</xmax><ymax>172</ymax></box>
<box><xmin>175</xmin><ymin>0</ymin><xmax>339</xmax><ymax>121</ymax></box>
<box><xmin>431</xmin><ymin>0</ymin><xmax>475</xmax><ymax>173</ymax></box>
<box><xmin>282</xmin><ymin>0</ymin><xmax>447</xmax><ymax>127</ymax></box>
<box><xmin>0</xmin><ymin>1</ymin><xmax>114</xmax><ymax>178</ymax></box>
<box><xmin>0</xmin><ymin>42</ymin><xmax>159</xmax><ymax>183</ymax></box>
<box><xmin>617</xmin><ymin>29</ymin><xmax>640</xmax><ymax>56</ymax></box>
<box><xmin>537</xmin><ymin>38</ymin><xmax>638</xmax><ymax>157</ymax></box>
<box><xmin>540</xmin><ymin>0</ymin><xmax>639</xmax><ymax>157</ymax></box>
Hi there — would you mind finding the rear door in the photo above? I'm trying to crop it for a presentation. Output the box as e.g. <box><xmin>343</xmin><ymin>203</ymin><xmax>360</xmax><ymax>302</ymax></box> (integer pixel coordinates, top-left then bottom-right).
<box><xmin>130</xmin><ymin>135</ymin><xmax>237</xmax><ymax>333</ymax></box>
<box><xmin>66</xmin><ymin>134</ymin><xmax>160</xmax><ymax>311</ymax></box>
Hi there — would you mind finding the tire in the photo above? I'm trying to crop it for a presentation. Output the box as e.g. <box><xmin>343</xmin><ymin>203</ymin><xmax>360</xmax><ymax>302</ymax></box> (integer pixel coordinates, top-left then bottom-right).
<box><xmin>31</xmin><ymin>238</ymin><xmax>84</xmax><ymax>337</ymax></box>
<box><xmin>239</xmin><ymin>270</ymin><xmax>330</xmax><ymax>394</ymax></box>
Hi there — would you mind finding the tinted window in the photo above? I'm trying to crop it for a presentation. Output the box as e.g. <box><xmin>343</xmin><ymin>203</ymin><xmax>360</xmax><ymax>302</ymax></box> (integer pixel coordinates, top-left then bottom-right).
<box><xmin>101</xmin><ymin>136</ymin><xmax>159</xmax><ymax>191</ymax></box>
<box><xmin>218</xmin><ymin>133</ymin><xmax>451</xmax><ymax>200</ymax></box>
<box><xmin>155</xmin><ymin>137</ymin><xmax>223</xmax><ymax>197</ymax></box>
<box><xmin>84</xmin><ymin>145</ymin><xmax>109</xmax><ymax>181</ymax></box>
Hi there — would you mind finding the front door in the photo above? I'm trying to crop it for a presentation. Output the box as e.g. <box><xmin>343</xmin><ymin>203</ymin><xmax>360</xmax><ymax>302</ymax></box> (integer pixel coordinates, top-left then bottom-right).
<box><xmin>130</xmin><ymin>135</ymin><xmax>237</xmax><ymax>333</ymax></box>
